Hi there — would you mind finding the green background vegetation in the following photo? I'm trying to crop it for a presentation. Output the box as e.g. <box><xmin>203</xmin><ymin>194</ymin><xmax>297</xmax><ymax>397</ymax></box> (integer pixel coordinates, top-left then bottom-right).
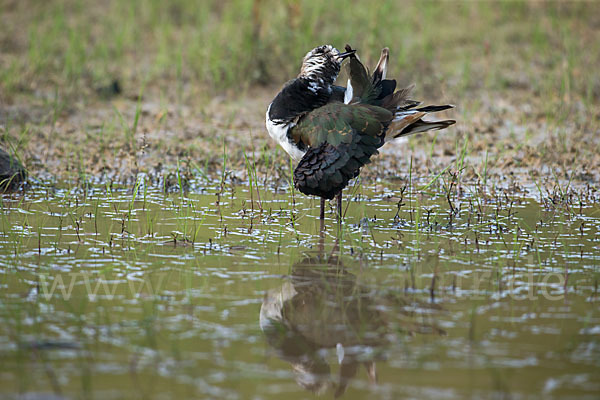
<box><xmin>2</xmin><ymin>0</ymin><xmax>598</xmax><ymax>104</ymax></box>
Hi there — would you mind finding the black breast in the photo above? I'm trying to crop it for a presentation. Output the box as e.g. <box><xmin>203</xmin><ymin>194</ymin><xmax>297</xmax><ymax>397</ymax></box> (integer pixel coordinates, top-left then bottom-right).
<box><xmin>268</xmin><ymin>78</ymin><xmax>332</xmax><ymax>123</ymax></box>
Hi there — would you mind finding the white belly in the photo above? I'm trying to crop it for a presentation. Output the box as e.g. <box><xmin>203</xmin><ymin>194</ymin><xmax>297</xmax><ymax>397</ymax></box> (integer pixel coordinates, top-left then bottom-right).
<box><xmin>265</xmin><ymin>104</ymin><xmax>306</xmax><ymax>162</ymax></box>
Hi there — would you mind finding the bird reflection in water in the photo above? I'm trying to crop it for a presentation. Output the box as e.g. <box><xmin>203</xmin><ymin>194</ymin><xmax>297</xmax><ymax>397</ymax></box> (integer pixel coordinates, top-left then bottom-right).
<box><xmin>260</xmin><ymin>240</ymin><xmax>445</xmax><ymax>397</ymax></box>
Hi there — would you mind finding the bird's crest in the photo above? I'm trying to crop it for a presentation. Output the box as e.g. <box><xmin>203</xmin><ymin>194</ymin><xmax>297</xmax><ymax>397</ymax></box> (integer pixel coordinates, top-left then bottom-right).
<box><xmin>343</xmin><ymin>45</ymin><xmax>378</xmax><ymax>104</ymax></box>
<box><xmin>343</xmin><ymin>45</ymin><xmax>397</xmax><ymax>106</ymax></box>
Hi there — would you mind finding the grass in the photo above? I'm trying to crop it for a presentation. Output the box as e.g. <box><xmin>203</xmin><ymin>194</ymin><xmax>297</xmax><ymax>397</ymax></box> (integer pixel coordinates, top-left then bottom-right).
<box><xmin>6</xmin><ymin>1</ymin><xmax>591</xmax><ymax>96</ymax></box>
<box><xmin>2</xmin><ymin>3</ymin><xmax>598</xmax><ymax>108</ymax></box>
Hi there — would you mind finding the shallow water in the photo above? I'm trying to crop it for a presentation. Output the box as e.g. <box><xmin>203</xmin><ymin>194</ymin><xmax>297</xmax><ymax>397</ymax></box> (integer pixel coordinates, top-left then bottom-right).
<box><xmin>1</xmin><ymin>179</ymin><xmax>599</xmax><ymax>399</ymax></box>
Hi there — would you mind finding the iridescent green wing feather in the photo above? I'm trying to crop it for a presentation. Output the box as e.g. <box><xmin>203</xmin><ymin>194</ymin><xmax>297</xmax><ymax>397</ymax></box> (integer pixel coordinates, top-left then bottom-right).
<box><xmin>290</xmin><ymin>102</ymin><xmax>391</xmax><ymax>148</ymax></box>
<box><xmin>291</xmin><ymin>102</ymin><xmax>393</xmax><ymax>199</ymax></box>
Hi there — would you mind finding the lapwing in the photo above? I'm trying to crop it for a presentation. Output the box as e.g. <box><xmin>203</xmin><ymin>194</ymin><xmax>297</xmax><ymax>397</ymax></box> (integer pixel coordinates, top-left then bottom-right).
<box><xmin>266</xmin><ymin>44</ymin><xmax>455</xmax><ymax>222</ymax></box>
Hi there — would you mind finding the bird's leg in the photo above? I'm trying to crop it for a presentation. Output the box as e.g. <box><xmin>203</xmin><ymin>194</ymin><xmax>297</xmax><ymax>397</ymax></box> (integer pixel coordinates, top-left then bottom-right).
<box><xmin>336</xmin><ymin>191</ymin><xmax>343</xmax><ymax>223</ymax></box>
<box><xmin>318</xmin><ymin>229</ymin><xmax>325</xmax><ymax>251</ymax></box>
<box><xmin>319</xmin><ymin>198</ymin><xmax>326</xmax><ymax>235</ymax></box>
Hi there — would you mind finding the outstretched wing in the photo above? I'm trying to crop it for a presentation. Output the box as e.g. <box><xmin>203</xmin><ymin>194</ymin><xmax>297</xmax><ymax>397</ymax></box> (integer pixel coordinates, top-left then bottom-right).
<box><xmin>291</xmin><ymin>103</ymin><xmax>392</xmax><ymax>199</ymax></box>
<box><xmin>344</xmin><ymin>44</ymin><xmax>456</xmax><ymax>142</ymax></box>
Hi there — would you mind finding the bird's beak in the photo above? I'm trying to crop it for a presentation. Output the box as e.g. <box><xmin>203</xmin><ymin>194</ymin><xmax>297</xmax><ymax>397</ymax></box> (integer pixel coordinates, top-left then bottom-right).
<box><xmin>336</xmin><ymin>49</ymin><xmax>356</xmax><ymax>60</ymax></box>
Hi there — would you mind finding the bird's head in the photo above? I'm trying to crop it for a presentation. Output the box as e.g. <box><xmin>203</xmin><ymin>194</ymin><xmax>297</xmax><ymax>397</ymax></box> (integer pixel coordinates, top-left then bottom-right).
<box><xmin>299</xmin><ymin>45</ymin><xmax>355</xmax><ymax>85</ymax></box>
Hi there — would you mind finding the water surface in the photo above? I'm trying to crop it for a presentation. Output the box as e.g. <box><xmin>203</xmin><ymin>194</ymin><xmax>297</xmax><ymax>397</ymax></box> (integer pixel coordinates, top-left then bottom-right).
<box><xmin>1</xmin><ymin>180</ymin><xmax>599</xmax><ymax>399</ymax></box>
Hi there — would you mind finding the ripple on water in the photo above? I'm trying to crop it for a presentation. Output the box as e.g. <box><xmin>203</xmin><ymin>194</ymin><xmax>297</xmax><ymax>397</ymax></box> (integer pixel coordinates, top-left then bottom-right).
<box><xmin>0</xmin><ymin>181</ymin><xmax>599</xmax><ymax>399</ymax></box>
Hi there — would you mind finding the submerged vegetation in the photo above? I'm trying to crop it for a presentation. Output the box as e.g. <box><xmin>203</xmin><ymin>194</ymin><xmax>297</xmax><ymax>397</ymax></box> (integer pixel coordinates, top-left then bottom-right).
<box><xmin>0</xmin><ymin>0</ymin><xmax>599</xmax><ymax>399</ymax></box>
<box><xmin>1</xmin><ymin>179</ymin><xmax>599</xmax><ymax>398</ymax></box>
<box><xmin>1</xmin><ymin>0</ymin><xmax>599</xmax><ymax>185</ymax></box>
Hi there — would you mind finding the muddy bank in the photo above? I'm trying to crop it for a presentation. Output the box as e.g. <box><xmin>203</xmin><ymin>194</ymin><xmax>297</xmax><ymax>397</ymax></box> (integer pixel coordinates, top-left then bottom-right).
<box><xmin>2</xmin><ymin>85</ymin><xmax>598</xmax><ymax>200</ymax></box>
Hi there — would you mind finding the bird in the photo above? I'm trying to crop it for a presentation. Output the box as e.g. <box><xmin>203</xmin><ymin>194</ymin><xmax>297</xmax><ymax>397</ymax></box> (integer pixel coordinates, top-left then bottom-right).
<box><xmin>266</xmin><ymin>44</ymin><xmax>455</xmax><ymax>222</ymax></box>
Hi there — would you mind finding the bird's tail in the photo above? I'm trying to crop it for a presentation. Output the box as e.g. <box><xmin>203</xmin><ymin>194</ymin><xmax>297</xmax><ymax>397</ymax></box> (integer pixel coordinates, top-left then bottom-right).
<box><xmin>386</xmin><ymin>102</ymin><xmax>456</xmax><ymax>142</ymax></box>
